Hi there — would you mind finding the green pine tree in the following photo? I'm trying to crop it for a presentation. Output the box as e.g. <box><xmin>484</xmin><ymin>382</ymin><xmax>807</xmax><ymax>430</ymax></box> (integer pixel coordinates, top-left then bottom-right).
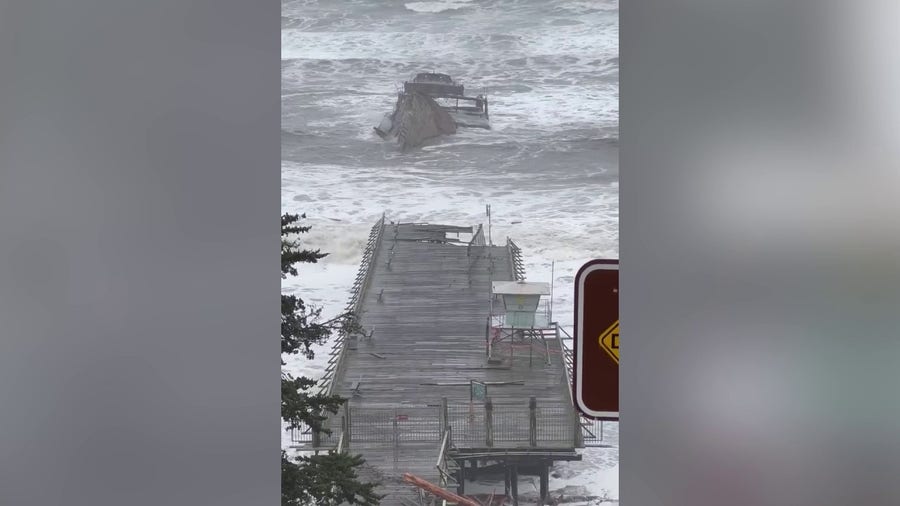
<box><xmin>281</xmin><ymin>213</ymin><xmax>380</xmax><ymax>506</ymax></box>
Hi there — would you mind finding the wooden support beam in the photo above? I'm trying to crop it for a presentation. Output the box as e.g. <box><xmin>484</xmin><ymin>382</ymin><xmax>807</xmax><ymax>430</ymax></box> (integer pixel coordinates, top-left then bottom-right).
<box><xmin>539</xmin><ymin>462</ymin><xmax>549</xmax><ymax>505</ymax></box>
<box><xmin>510</xmin><ymin>465</ymin><xmax>519</xmax><ymax>506</ymax></box>
<box><xmin>485</xmin><ymin>398</ymin><xmax>494</xmax><ymax>448</ymax></box>
<box><xmin>529</xmin><ymin>397</ymin><xmax>537</xmax><ymax>447</ymax></box>
<box><xmin>457</xmin><ymin>460</ymin><xmax>465</xmax><ymax>496</ymax></box>
<box><xmin>504</xmin><ymin>466</ymin><xmax>510</xmax><ymax>497</ymax></box>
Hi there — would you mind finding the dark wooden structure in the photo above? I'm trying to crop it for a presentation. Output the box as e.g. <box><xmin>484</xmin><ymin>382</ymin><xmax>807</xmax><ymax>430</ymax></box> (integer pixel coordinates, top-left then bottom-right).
<box><xmin>294</xmin><ymin>218</ymin><xmax>589</xmax><ymax>504</ymax></box>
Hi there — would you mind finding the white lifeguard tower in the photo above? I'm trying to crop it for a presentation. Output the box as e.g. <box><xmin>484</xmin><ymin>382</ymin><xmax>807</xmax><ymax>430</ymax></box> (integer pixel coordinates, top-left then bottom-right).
<box><xmin>488</xmin><ymin>280</ymin><xmax>553</xmax><ymax>365</ymax></box>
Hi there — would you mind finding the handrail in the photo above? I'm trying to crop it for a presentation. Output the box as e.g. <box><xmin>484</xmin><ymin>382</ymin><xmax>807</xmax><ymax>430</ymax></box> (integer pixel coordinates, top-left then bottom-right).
<box><xmin>553</xmin><ymin>322</ymin><xmax>591</xmax><ymax>448</ymax></box>
<box><xmin>467</xmin><ymin>224</ymin><xmax>485</xmax><ymax>282</ymax></box>
<box><xmin>435</xmin><ymin>429</ymin><xmax>456</xmax><ymax>506</ymax></box>
<box><xmin>556</xmin><ymin>322</ymin><xmax>574</xmax><ymax>340</ymax></box>
<box><xmin>506</xmin><ymin>238</ymin><xmax>526</xmax><ymax>281</ymax></box>
<box><xmin>470</xmin><ymin>224</ymin><xmax>485</xmax><ymax>247</ymax></box>
<box><xmin>318</xmin><ymin>214</ymin><xmax>387</xmax><ymax>397</ymax></box>
<box><xmin>553</xmin><ymin>322</ymin><xmax>576</xmax><ymax>407</ymax></box>
<box><xmin>299</xmin><ymin>215</ymin><xmax>385</xmax><ymax>447</ymax></box>
<box><xmin>506</xmin><ymin>238</ymin><xmax>515</xmax><ymax>280</ymax></box>
<box><xmin>435</xmin><ymin>430</ymin><xmax>450</xmax><ymax>472</ymax></box>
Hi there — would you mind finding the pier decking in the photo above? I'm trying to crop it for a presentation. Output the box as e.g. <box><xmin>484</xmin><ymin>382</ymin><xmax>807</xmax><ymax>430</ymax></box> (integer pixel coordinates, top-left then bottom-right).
<box><xmin>295</xmin><ymin>217</ymin><xmax>586</xmax><ymax>504</ymax></box>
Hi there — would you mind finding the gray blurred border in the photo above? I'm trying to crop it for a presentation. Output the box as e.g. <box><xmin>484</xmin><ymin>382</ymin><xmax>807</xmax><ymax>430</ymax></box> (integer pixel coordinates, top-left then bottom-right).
<box><xmin>622</xmin><ymin>1</ymin><xmax>900</xmax><ymax>505</ymax></box>
<box><xmin>0</xmin><ymin>2</ymin><xmax>280</xmax><ymax>505</ymax></box>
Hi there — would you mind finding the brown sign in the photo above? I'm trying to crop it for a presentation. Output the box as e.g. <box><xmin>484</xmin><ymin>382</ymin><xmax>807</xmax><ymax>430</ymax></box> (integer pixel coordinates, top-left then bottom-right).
<box><xmin>573</xmin><ymin>259</ymin><xmax>619</xmax><ymax>420</ymax></box>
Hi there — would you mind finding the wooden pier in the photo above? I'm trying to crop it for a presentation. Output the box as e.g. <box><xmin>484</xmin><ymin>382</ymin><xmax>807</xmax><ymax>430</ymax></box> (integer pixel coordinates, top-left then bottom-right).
<box><xmin>296</xmin><ymin>217</ymin><xmax>587</xmax><ymax>504</ymax></box>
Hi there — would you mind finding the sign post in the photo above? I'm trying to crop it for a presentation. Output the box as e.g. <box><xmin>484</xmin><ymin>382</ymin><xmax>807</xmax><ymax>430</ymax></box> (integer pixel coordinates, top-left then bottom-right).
<box><xmin>470</xmin><ymin>380</ymin><xmax>487</xmax><ymax>402</ymax></box>
<box><xmin>469</xmin><ymin>380</ymin><xmax>487</xmax><ymax>423</ymax></box>
<box><xmin>573</xmin><ymin>259</ymin><xmax>619</xmax><ymax>420</ymax></box>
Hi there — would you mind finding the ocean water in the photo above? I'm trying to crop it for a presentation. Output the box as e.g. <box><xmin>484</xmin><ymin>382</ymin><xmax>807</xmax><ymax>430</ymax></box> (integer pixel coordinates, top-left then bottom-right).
<box><xmin>282</xmin><ymin>0</ymin><xmax>618</xmax><ymax>500</ymax></box>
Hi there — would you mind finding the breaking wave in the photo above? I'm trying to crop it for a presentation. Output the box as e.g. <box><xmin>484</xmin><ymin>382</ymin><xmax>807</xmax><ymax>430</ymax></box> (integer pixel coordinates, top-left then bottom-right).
<box><xmin>404</xmin><ymin>1</ymin><xmax>474</xmax><ymax>14</ymax></box>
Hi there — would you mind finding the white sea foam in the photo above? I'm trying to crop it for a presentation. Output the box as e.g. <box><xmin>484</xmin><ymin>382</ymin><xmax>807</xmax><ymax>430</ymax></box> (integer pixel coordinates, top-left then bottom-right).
<box><xmin>281</xmin><ymin>28</ymin><xmax>615</xmax><ymax>63</ymax></box>
<box><xmin>404</xmin><ymin>1</ymin><xmax>474</xmax><ymax>14</ymax></box>
<box><xmin>282</xmin><ymin>160</ymin><xmax>618</xmax><ymax>328</ymax></box>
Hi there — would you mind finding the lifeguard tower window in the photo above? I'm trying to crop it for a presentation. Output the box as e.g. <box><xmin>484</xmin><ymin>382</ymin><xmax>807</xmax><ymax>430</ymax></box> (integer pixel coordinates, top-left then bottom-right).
<box><xmin>492</xmin><ymin>280</ymin><xmax>551</xmax><ymax>328</ymax></box>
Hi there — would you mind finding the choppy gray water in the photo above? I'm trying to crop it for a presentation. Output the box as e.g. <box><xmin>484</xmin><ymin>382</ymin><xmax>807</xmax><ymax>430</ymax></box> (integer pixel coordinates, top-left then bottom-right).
<box><xmin>282</xmin><ymin>0</ymin><xmax>618</xmax><ymax>302</ymax></box>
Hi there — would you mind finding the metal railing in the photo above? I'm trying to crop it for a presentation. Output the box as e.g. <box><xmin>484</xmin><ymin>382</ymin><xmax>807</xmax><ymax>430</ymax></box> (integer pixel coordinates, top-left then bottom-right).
<box><xmin>579</xmin><ymin>417</ymin><xmax>610</xmax><ymax>447</ymax></box>
<box><xmin>552</xmin><ymin>322</ymin><xmax>611</xmax><ymax>447</ymax></box>
<box><xmin>350</xmin><ymin>406</ymin><xmax>441</xmax><ymax>444</ymax></box>
<box><xmin>469</xmin><ymin>224</ymin><xmax>485</xmax><ymax>248</ymax></box>
<box><xmin>466</xmin><ymin>225</ymin><xmax>490</xmax><ymax>290</ymax></box>
<box><xmin>290</xmin><ymin>215</ymin><xmax>386</xmax><ymax>446</ymax></box>
<box><xmin>553</xmin><ymin>322</ymin><xmax>576</xmax><ymax>406</ymax></box>
<box><xmin>435</xmin><ymin>429</ymin><xmax>458</xmax><ymax>491</ymax></box>
<box><xmin>436</xmin><ymin>429</ymin><xmax>461</xmax><ymax>506</ymax></box>
<box><xmin>318</xmin><ymin>214</ymin><xmax>386</xmax><ymax>397</ymax></box>
<box><xmin>445</xmin><ymin>399</ymin><xmax>577</xmax><ymax>449</ymax></box>
<box><xmin>506</xmin><ymin>238</ymin><xmax>526</xmax><ymax>281</ymax></box>
<box><xmin>298</xmin><ymin>399</ymin><xmax>582</xmax><ymax>450</ymax></box>
<box><xmin>486</xmin><ymin>324</ymin><xmax>558</xmax><ymax>367</ymax></box>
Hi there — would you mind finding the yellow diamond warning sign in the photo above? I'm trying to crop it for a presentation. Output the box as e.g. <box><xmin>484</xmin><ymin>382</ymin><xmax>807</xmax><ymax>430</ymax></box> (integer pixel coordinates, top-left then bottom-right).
<box><xmin>598</xmin><ymin>320</ymin><xmax>619</xmax><ymax>364</ymax></box>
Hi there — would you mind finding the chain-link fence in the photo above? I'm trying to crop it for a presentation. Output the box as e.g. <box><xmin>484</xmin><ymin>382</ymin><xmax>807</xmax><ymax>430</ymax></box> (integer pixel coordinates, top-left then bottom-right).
<box><xmin>293</xmin><ymin>399</ymin><xmax>581</xmax><ymax>450</ymax></box>
<box><xmin>350</xmin><ymin>406</ymin><xmax>442</xmax><ymax>444</ymax></box>
<box><xmin>447</xmin><ymin>400</ymin><xmax>577</xmax><ymax>449</ymax></box>
<box><xmin>445</xmin><ymin>402</ymin><xmax>487</xmax><ymax>447</ymax></box>
<box><xmin>535</xmin><ymin>404</ymin><xmax>577</xmax><ymax>443</ymax></box>
<box><xmin>448</xmin><ymin>401</ymin><xmax>577</xmax><ymax>448</ymax></box>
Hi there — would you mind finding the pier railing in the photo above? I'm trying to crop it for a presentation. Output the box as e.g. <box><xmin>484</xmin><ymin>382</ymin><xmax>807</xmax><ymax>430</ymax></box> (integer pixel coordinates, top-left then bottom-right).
<box><xmin>290</xmin><ymin>215</ymin><xmax>385</xmax><ymax>446</ymax></box>
<box><xmin>318</xmin><ymin>214</ymin><xmax>386</xmax><ymax>397</ymax></box>
<box><xmin>445</xmin><ymin>398</ymin><xmax>577</xmax><ymax>449</ymax></box>
<box><xmin>466</xmin><ymin>224</ymin><xmax>488</xmax><ymax>283</ymax></box>
<box><xmin>553</xmin><ymin>323</ymin><xmax>576</xmax><ymax>406</ymax></box>
<box><xmin>469</xmin><ymin>224</ymin><xmax>485</xmax><ymax>249</ymax></box>
<box><xmin>295</xmin><ymin>398</ymin><xmax>582</xmax><ymax>450</ymax></box>
<box><xmin>435</xmin><ymin>428</ymin><xmax>458</xmax><ymax>494</ymax></box>
<box><xmin>506</xmin><ymin>238</ymin><xmax>526</xmax><ymax>281</ymax></box>
<box><xmin>553</xmin><ymin>322</ymin><xmax>611</xmax><ymax>448</ymax></box>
